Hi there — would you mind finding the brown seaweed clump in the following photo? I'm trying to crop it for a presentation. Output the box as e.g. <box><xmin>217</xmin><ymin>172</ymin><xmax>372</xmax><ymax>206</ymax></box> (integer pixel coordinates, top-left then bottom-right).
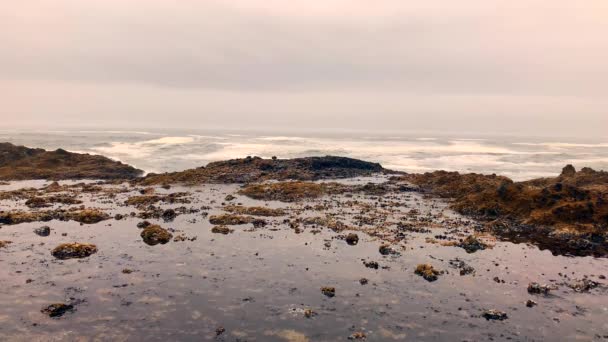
<box><xmin>0</xmin><ymin>240</ymin><xmax>12</xmax><ymax>248</ymax></box>
<box><xmin>209</xmin><ymin>214</ymin><xmax>256</xmax><ymax>225</ymax></box>
<box><xmin>415</xmin><ymin>264</ymin><xmax>440</xmax><ymax>282</ymax></box>
<box><xmin>41</xmin><ymin>303</ymin><xmax>74</xmax><ymax>318</ymax></box>
<box><xmin>140</xmin><ymin>225</ymin><xmax>173</xmax><ymax>246</ymax></box>
<box><xmin>51</xmin><ymin>243</ymin><xmax>98</xmax><ymax>259</ymax></box>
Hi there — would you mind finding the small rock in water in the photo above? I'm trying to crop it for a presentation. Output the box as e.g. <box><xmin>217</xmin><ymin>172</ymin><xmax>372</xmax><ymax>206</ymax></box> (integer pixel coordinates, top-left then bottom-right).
<box><xmin>34</xmin><ymin>226</ymin><xmax>51</xmax><ymax>237</ymax></box>
<box><xmin>211</xmin><ymin>225</ymin><xmax>233</xmax><ymax>234</ymax></box>
<box><xmin>51</xmin><ymin>243</ymin><xmax>97</xmax><ymax>260</ymax></box>
<box><xmin>348</xmin><ymin>331</ymin><xmax>367</xmax><ymax>340</ymax></box>
<box><xmin>140</xmin><ymin>225</ymin><xmax>173</xmax><ymax>245</ymax></box>
<box><xmin>215</xmin><ymin>326</ymin><xmax>225</xmax><ymax>336</ymax></box>
<box><xmin>482</xmin><ymin>309</ymin><xmax>508</xmax><ymax>321</ymax></box>
<box><xmin>41</xmin><ymin>303</ymin><xmax>74</xmax><ymax>318</ymax></box>
<box><xmin>321</xmin><ymin>286</ymin><xmax>336</xmax><ymax>297</ymax></box>
<box><xmin>527</xmin><ymin>282</ymin><xmax>553</xmax><ymax>294</ymax></box>
<box><xmin>458</xmin><ymin>235</ymin><xmax>488</xmax><ymax>253</ymax></box>
<box><xmin>526</xmin><ymin>299</ymin><xmax>538</xmax><ymax>307</ymax></box>
<box><xmin>363</xmin><ymin>261</ymin><xmax>379</xmax><ymax>269</ymax></box>
<box><xmin>415</xmin><ymin>264</ymin><xmax>440</xmax><ymax>282</ymax></box>
<box><xmin>359</xmin><ymin>278</ymin><xmax>369</xmax><ymax>285</ymax></box>
<box><xmin>345</xmin><ymin>233</ymin><xmax>359</xmax><ymax>245</ymax></box>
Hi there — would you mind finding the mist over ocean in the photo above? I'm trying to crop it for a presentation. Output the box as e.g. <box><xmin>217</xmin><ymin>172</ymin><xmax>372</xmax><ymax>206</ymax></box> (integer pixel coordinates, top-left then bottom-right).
<box><xmin>2</xmin><ymin>129</ymin><xmax>606</xmax><ymax>181</ymax></box>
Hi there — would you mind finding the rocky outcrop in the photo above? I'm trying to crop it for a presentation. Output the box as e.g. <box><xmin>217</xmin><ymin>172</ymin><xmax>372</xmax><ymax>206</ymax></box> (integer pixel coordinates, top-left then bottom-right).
<box><xmin>0</xmin><ymin>142</ymin><xmax>143</xmax><ymax>180</ymax></box>
<box><xmin>403</xmin><ymin>166</ymin><xmax>608</xmax><ymax>256</ymax></box>
<box><xmin>140</xmin><ymin>156</ymin><xmax>385</xmax><ymax>185</ymax></box>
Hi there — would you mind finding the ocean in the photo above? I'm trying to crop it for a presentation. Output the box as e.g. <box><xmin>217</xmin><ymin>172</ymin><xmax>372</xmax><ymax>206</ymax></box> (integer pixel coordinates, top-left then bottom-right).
<box><xmin>1</xmin><ymin>128</ymin><xmax>607</xmax><ymax>181</ymax></box>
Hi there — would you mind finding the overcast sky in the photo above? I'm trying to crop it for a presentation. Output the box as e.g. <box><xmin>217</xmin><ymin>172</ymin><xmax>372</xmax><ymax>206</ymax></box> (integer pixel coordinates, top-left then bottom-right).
<box><xmin>1</xmin><ymin>0</ymin><xmax>607</xmax><ymax>137</ymax></box>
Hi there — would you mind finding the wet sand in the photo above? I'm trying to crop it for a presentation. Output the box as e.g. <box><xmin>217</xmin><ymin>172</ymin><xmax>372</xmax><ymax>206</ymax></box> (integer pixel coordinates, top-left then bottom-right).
<box><xmin>1</xmin><ymin>176</ymin><xmax>607</xmax><ymax>341</ymax></box>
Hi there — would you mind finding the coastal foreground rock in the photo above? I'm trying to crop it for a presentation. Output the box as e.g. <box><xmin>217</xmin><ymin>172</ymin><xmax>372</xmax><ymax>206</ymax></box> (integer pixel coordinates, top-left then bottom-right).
<box><xmin>1</xmin><ymin>146</ymin><xmax>607</xmax><ymax>340</ymax></box>
<box><xmin>0</xmin><ymin>142</ymin><xmax>143</xmax><ymax>180</ymax></box>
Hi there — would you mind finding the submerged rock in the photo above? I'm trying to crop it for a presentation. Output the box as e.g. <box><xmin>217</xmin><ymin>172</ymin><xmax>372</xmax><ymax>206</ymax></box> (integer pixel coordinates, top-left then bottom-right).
<box><xmin>34</xmin><ymin>226</ymin><xmax>51</xmax><ymax>237</ymax></box>
<box><xmin>51</xmin><ymin>243</ymin><xmax>97</xmax><ymax>260</ymax></box>
<box><xmin>363</xmin><ymin>261</ymin><xmax>379</xmax><ymax>269</ymax></box>
<box><xmin>140</xmin><ymin>225</ymin><xmax>173</xmax><ymax>245</ymax></box>
<box><xmin>527</xmin><ymin>282</ymin><xmax>553</xmax><ymax>295</ymax></box>
<box><xmin>568</xmin><ymin>278</ymin><xmax>600</xmax><ymax>292</ymax></box>
<box><xmin>526</xmin><ymin>299</ymin><xmax>538</xmax><ymax>307</ymax></box>
<box><xmin>482</xmin><ymin>309</ymin><xmax>508</xmax><ymax>321</ymax></box>
<box><xmin>458</xmin><ymin>235</ymin><xmax>488</xmax><ymax>253</ymax></box>
<box><xmin>321</xmin><ymin>286</ymin><xmax>336</xmax><ymax>297</ymax></box>
<box><xmin>415</xmin><ymin>264</ymin><xmax>440</xmax><ymax>282</ymax></box>
<box><xmin>41</xmin><ymin>303</ymin><xmax>74</xmax><ymax>318</ymax></box>
<box><xmin>348</xmin><ymin>332</ymin><xmax>367</xmax><ymax>340</ymax></box>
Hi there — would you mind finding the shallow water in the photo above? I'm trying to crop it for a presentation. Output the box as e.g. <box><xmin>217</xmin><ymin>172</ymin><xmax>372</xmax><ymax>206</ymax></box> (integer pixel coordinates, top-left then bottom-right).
<box><xmin>0</xmin><ymin>177</ymin><xmax>607</xmax><ymax>341</ymax></box>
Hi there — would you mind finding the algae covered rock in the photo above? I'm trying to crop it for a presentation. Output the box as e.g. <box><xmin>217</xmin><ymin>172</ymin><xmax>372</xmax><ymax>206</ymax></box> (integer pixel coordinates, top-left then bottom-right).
<box><xmin>41</xmin><ymin>303</ymin><xmax>74</xmax><ymax>317</ymax></box>
<box><xmin>482</xmin><ymin>309</ymin><xmax>508</xmax><ymax>320</ymax></box>
<box><xmin>211</xmin><ymin>225</ymin><xmax>233</xmax><ymax>235</ymax></box>
<box><xmin>458</xmin><ymin>235</ymin><xmax>488</xmax><ymax>253</ymax></box>
<box><xmin>321</xmin><ymin>286</ymin><xmax>336</xmax><ymax>297</ymax></box>
<box><xmin>415</xmin><ymin>264</ymin><xmax>440</xmax><ymax>282</ymax></box>
<box><xmin>141</xmin><ymin>225</ymin><xmax>173</xmax><ymax>245</ymax></box>
<box><xmin>51</xmin><ymin>243</ymin><xmax>97</xmax><ymax>260</ymax></box>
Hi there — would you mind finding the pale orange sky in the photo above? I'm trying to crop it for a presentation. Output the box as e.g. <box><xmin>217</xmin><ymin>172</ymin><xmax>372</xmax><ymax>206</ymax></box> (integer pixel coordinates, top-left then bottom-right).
<box><xmin>1</xmin><ymin>0</ymin><xmax>607</xmax><ymax>136</ymax></box>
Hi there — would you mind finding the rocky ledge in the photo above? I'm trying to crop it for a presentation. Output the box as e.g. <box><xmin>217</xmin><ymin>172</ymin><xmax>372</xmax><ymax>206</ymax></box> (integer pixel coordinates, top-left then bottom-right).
<box><xmin>140</xmin><ymin>155</ymin><xmax>386</xmax><ymax>185</ymax></box>
<box><xmin>402</xmin><ymin>165</ymin><xmax>608</xmax><ymax>256</ymax></box>
<box><xmin>0</xmin><ymin>142</ymin><xmax>143</xmax><ymax>180</ymax></box>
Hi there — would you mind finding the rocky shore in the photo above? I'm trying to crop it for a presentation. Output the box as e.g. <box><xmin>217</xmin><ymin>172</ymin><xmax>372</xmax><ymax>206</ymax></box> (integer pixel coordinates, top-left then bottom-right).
<box><xmin>1</xmin><ymin>143</ymin><xmax>607</xmax><ymax>340</ymax></box>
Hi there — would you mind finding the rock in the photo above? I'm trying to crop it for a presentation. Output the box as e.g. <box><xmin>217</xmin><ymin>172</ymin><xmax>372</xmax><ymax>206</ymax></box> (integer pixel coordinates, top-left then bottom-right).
<box><xmin>140</xmin><ymin>225</ymin><xmax>173</xmax><ymax>245</ymax></box>
<box><xmin>527</xmin><ymin>282</ymin><xmax>552</xmax><ymax>295</ymax></box>
<box><xmin>379</xmin><ymin>244</ymin><xmax>398</xmax><ymax>255</ymax></box>
<box><xmin>345</xmin><ymin>233</ymin><xmax>359</xmax><ymax>245</ymax></box>
<box><xmin>561</xmin><ymin>164</ymin><xmax>576</xmax><ymax>177</ymax></box>
<box><xmin>51</xmin><ymin>243</ymin><xmax>97</xmax><ymax>259</ymax></box>
<box><xmin>41</xmin><ymin>303</ymin><xmax>74</xmax><ymax>318</ymax></box>
<box><xmin>122</xmin><ymin>269</ymin><xmax>133</xmax><ymax>274</ymax></box>
<box><xmin>359</xmin><ymin>278</ymin><xmax>369</xmax><ymax>285</ymax></box>
<box><xmin>415</xmin><ymin>264</ymin><xmax>440</xmax><ymax>282</ymax></box>
<box><xmin>0</xmin><ymin>240</ymin><xmax>12</xmax><ymax>248</ymax></box>
<box><xmin>348</xmin><ymin>332</ymin><xmax>367</xmax><ymax>340</ymax></box>
<box><xmin>211</xmin><ymin>225</ymin><xmax>233</xmax><ymax>234</ymax></box>
<box><xmin>526</xmin><ymin>299</ymin><xmax>537</xmax><ymax>307</ymax></box>
<box><xmin>161</xmin><ymin>208</ymin><xmax>176</xmax><ymax>221</ymax></box>
<box><xmin>482</xmin><ymin>309</ymin><xmax>508</xmax><ymax>320</ymax></box>
<box><xmin>137</xmin><ymin>220</ymin><xmax>151</xmax><ymax>229</ymax></box>
<box><xmin>0</xmin><ymin>142</ymin><xmax>143</xmax><ymax>181</ymax></box>
<box><xmin>304</xmin><ymin>309</ymin><xmax>316</xmax><ymax>318</ymax></box>
<box><xmin>34</xmin><ymin>226</ymin><xmax>51</xmax><ymax>237</ymax></box>
<box><xmin>215</xmin><ymin>327</ymin><xmax>225</xmax><ymax>336</ymax></box>
<box><xmin>458</xmin><ymin>235</ymin><xmax>487</xmax><ymax>253</ymax></box>
<box><xmin>224</xmin><ymin>194</ymin><xmax>236</xmax><ymax>201</ymax></box>
<box><xmin>321</xmin><ymin>286</ymin><xmax>336</xmax><ymax>297</ymax></box>
<box><xmin>449</xmin><ymin>258</ymin><xmax>475</xmax><ymax>275</ymax></box>
<box><xmin>363</xmin><ymin>261</ymin><xmax>379</xmax><ymax>269</ymax></box>
<box><xmin>568</xmin><ymin>278</ymin><xmax>600</xmax><ymax>292</ymax></box>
